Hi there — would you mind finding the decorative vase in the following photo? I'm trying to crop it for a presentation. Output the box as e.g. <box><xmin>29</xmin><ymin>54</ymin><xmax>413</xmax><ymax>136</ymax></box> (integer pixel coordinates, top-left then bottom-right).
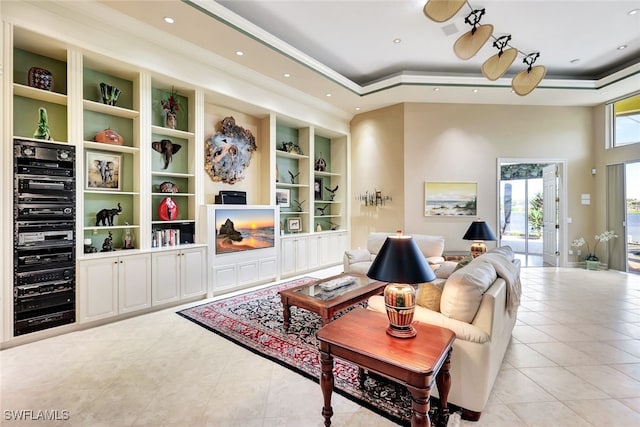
<box><xmin>383</xmin><ymin>283</ymin><xmax>417</xmax><ymax>338</ymax></box>
<box><xmin>165</xmin><ymin>111</ymin><xmax>177</xmax><ymax>129</ymax></box>
<box><xmin>585</xmin><ymin>260</ymin><xmax>599</xmax><ymax>270</ymax></box>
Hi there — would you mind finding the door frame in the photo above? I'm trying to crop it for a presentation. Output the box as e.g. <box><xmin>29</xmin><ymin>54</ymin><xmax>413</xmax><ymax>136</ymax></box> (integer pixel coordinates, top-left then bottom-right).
<box><xmin>497</xmin><ymin>158</ymin><xmax>568</xmax><ymax>266</ymax></box>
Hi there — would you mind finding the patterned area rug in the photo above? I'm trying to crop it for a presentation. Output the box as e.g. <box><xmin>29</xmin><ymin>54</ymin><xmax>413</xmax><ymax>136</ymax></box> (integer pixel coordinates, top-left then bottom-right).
<box><xmin>177</xmin><ymin>277</ymin><xmax>456</xmax><ymax>426</ymax></box>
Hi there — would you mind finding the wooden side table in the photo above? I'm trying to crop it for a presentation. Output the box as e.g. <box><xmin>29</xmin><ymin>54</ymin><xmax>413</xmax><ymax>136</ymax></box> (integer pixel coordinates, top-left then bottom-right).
<box><xmin>317</xmin><ymin>308</ymin><xmax>455</xmax><ymax>427</ymax></box>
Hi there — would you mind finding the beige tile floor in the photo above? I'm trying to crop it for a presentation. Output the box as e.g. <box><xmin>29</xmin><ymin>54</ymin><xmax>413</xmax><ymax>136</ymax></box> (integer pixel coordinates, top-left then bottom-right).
<box><xmin>2</xmin><ymin>266</ymin><xmax>640</xmax><ymax>426</ymax></box>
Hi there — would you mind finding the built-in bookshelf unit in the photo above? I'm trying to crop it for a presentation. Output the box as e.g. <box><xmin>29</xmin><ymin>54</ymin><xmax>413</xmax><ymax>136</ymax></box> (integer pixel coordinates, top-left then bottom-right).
<box><xmin>2</xmin><ymin>7</ymin><xmax>349</xmax><ymax>344</ymax></box>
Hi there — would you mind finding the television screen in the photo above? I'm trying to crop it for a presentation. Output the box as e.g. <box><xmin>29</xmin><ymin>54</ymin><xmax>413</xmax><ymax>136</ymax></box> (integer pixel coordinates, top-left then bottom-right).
<box><xmin>214</xmin><ymin>208</ymin><xmax>275</xmax><ymax>254</ymax></box>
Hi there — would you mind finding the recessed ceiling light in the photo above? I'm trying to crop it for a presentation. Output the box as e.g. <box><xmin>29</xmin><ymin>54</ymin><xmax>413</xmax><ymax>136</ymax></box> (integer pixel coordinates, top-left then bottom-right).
<box><xmin>472</xmin><ymin>88</ymin><xmax>479</xmax><ymax>93</ymax></box>
<box><xmin>617</xmin><ymin>45</ymin><xmax>627</xmax><ymax>50</ymax></box>
<box><xmin>283</xmin><ymin>73</ymin><xmax>291</xmax><ymax>78</ymax></box>
<box><xmin>433</xmin><ymin>87</ymin><xmax>440</xmax><ymax>92</ymax></box>
<box><xmin>355</xmin><ymin>107</ymin><xmax>361</xmax><ymax>111</ymax></box>
<box><xmin>393</xmin><ymin>38</ymin><xmax>402</xmax><ymax>44</ymax></box>
<box><xmin>163</xmin><ymin>16</ymin><xmax>175</xmax><ymax>24</ymax></box>
<box><xmin>325</xmin><ymin>93</ymin><xmax>332</xmax><ymax>97</ymax></box>
<box><xmin>570</xmin><ymin>58</ymin><xmax>580</xmax><ymax>64</ymax></box>
<box><xmin>235</xmin><ymin>51</ymin><xmax>244</xmax><ymax>56</ymax></box>
<box><xmin>629</xmin><ymin>8</ymin><xmax>639</xmax><ymax>15</ymax></box>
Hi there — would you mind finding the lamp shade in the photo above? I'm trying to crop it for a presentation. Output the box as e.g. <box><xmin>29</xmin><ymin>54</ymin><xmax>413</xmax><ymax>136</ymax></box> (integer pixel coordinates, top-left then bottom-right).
<box><xmin>463</xmin><ymin>220</ymin><xmax>497</xmax><ymax>242</ymax></box>
<box><xmin>367</xmin><ymin>235</ymin><xmax>436</xmax><ymax>284</ymax></box>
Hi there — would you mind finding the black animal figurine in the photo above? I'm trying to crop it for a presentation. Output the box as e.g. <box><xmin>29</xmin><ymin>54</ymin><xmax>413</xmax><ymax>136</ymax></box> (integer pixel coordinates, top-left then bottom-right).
<box><xmin>96</xmin><ymin>203</ymin><xmax>122</xmax><ymax>226</ymax></box>
<box><xmin>316</xmin><ymin>204</ymin><xmax>329</xmax><ymax>216</ymax></box>
<box><xmin>292</xmin><ymin>199</ymin><xmax>305</xmax><ymax>212</ymax></box>
<box><xmin>101</xmin><ymin>231</ymin><xmax>114</xmax><ymax>252</ymax></box>
<box><xmin>324</xmin><ymin>185</ymin><xmax>339</xmax><ymax>201</ymax></box>
<box><xmin>152</xmin><ymin>139</ymin><xmax>182</xmax><ymax>169</ymax></box>
<box><xmin>288</xmin><ymin>170</ymin><xmax>300</xmax><ymax>184</ymax></box>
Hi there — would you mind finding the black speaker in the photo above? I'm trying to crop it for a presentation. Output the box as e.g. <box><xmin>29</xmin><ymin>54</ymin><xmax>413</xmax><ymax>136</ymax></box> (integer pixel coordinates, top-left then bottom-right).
<box><xmin>215</xmin><ymin>191</ymin><xmax>247</xmax><ymax>205</ymax></box>
<box><xmin>177</xmin><ymin>222</ymin><xmax>195</xmax><ymax>244</ymax></box>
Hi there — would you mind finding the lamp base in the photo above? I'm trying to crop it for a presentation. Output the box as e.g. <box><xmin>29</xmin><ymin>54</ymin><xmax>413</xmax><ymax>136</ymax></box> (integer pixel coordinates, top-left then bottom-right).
<box><xmin>386</xmin><ymin>324</ymin><xmax>417</xmax><ymax>339</ymax></box>
<box><xmin>470</xmin><ymin>241</ymin><xmax>487</xmax><ymax>258</ymax></box>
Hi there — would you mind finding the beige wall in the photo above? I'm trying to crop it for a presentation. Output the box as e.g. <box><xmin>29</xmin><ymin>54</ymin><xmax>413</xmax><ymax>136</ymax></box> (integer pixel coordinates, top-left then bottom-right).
<box><xmin>350</xmin><ymin>104</ymin><xmax>405</xmax><ymax>248</ymax></box>
<box><xmin>351</xmin><ymin>102</ymin><xmax>599</xmax><ymax>264</ymax></box>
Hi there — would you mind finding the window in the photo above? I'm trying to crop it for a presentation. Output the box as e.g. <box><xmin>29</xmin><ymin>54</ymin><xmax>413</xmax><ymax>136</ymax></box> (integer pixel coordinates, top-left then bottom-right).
<box><xmin>612</xmin><ymin>93</ymin><xmax>640</xmax><ymax>147</ymax></box>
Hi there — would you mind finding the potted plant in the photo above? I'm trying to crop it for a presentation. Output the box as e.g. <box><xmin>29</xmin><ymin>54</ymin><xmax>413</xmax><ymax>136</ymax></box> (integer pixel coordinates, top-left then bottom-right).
<box><xmin>161</xmin><ymin>87</ymin><xmax>180</xmax><ymax>129</ymax></box>
<box><xmin>571</xmin><ymin>230</ymin><xmax>618</xmax><ymax>270</ymax></box>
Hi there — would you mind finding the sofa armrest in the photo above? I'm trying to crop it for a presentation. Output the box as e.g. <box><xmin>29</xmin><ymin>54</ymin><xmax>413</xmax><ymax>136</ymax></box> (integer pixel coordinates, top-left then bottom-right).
<box><xmin>367</xmin><ymin>295</ymin><xmax>489</xmax><ymax>344</ymax></box>
<box><xmin>343</xmin><ymin>249</ymin><xmax>373</xmax><ymax>272</ymax></box>
<box><xmin>472</xmin><ymin>277</ymin><xmax>507</xmax><ymax>338</ymax></box>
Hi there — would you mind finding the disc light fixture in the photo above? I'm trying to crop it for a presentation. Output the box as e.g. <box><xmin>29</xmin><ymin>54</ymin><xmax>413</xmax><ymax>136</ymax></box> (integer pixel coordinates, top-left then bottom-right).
<box><xmin>423</xmin><ymin>0</ymin><xmax>546</xmax><ymax>95</ymax></box>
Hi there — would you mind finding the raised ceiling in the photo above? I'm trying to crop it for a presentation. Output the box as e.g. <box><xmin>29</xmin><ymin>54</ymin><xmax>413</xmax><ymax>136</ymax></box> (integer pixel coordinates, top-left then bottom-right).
<box><xmin>102</xmin><ymin>0</ymin><xmax>640</xmax><ymax>116</ymax></box>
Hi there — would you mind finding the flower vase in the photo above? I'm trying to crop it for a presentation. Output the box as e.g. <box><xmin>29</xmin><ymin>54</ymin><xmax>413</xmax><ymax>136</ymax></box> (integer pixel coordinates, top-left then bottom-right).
<box><xmin>585</xmin><ymin>260</ymin><xmax>599</xmax><ymax>270</ymax></box>
<box><xmin>165</xmin><ymin>112</ymin><xmax>177</xmax><ymax>130</ymax></box>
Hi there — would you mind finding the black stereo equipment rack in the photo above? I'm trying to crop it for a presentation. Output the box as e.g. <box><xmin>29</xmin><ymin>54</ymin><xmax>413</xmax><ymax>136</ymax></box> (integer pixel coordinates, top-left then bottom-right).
<box><xmin>13</xmin><ymin>139</ymin><xmax>76</xmax><ymax>336</ymax></box>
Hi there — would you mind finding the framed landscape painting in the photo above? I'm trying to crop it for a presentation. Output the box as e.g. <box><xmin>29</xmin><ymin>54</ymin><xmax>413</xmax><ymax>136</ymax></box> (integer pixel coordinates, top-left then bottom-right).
<box><xmin>424</xmin><ymin>181</ymin><xmax>477</xmax><ymax>216</ymax></box>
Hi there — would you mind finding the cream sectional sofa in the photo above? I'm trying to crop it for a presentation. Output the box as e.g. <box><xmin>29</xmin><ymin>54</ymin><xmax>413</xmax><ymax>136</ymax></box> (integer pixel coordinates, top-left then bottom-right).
<box><xmin>343</xmin><ymin>232</ymin><xmax>445</xmax><ymax>275</ymax></box>
<box><xmin>367</xmin><ymin>246</ymin><xmax>521</xmax><ymax>420</ymax></box>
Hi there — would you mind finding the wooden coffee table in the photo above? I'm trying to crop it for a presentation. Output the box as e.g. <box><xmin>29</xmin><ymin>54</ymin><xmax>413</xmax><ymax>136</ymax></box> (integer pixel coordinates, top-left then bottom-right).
<box><xmin>278</xmin><ymin>273</ymin><xmax>385</xmax><ymax>330</ymax></box>
<box><xmin>317</xmin><ymin>307</ymin><xmax>456</xmax><ymax>427</ymax></box>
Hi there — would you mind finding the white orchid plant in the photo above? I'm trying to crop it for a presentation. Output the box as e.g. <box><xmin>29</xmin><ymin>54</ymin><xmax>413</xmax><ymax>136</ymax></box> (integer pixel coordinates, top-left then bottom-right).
<box><xmin>571</xmin><ymin>230</ymin><xmax>618</xmax><ymax>261</ymax></box>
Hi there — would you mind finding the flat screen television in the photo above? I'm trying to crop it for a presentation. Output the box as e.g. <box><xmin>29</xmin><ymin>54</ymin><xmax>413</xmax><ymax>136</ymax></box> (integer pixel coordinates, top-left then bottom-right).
<box><xmin>214</xmin><ymin>207</ymin><xmax>275</xmax><ymax>254</ymax></box>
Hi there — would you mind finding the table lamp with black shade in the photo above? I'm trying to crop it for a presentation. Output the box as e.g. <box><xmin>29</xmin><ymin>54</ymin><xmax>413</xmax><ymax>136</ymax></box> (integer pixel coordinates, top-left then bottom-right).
<box><xmin>367</xmin><ymin>231</ymin><xmax>436</xmax><ymax>338</ymax></box>
<box><xmin>463</xmin><ymin>219</ymin><xmax>497</xmax><ymax>258</ymax></box>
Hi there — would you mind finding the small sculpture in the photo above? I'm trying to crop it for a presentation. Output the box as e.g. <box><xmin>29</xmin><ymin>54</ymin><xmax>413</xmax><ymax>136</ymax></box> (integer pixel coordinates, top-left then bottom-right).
<box><xmin>152</xmin><ymin>139</ymin><xmax>182</xmax><ymax>169</ymax></box>
<box><xmin>159</xmin><ymin>181</ymin><xmax>179</xmax><ymax>193</ymax></box>
<box><xmin>292</xmin><ymin>199</ymin><xmax>305</xmax><ymax>212</ymax></box>
<box><xmin>122</xmin><ymin>223</ymin><xmax>134</xmax><ymax>249</ymax></box>
<box><xmin>288</xmin><ymin>170</ymin><xmax>300</xmax><ymax>184</ymax></box>
<box><xmin>33</xmin><ymin>107</ymin><xmax>53</xmax><ymax>141</ymax></box>
<box><xmin>158</xmin><ymin>197</ymin><xmax>179</xmax><ymax>221</ymax></box>
<box><xmin>99</xmin><ymin>82</ymin><xmax>121</xmax><ymax>106</ymax></box>
<box><xmin>96</xmin><ymin>203</ymin><xmax>122</xmax><ymax>226</ymax></box>
<box><xmin>324</xmin><ymin>185</ymin><xmax>339</xmax><ymax>201</ymax></box>
<box><xmin>280</xmin><ymin>141</ymin><xmax>303</xmax><ymax>155</ymax></box>
<box><xmin>101</xmin><ymin>231</ymin><xmax>114</xmax><ymax>252</ymax></box>
<box><xmin>315</xmin><ymin>153</ymin><xmax>327</xmax><ymax>171</ymax></box>
<box><xmin>316</xmin><ymin>204</ymin><xmax>329</xmax><ymax>216</ymax></box>
<box><xmin>94</xmin><ymin>128</ymin><xmax>123</xmax><ymax>145</ymax></box>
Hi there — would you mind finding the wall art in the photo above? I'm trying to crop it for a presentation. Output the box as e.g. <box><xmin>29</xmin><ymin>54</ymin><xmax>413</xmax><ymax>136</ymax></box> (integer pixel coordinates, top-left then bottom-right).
<box><xmin>86</xmin><ymin>151</ymin><xmax>121</xmax><ymax>191</ymax></box>
<box><xmin>276</xmin><ymin>188</ymin><xmax>290</xmax><ymax>208</ymax></box>
<box><xmin>205</xmin><ymin>116</ymin><xmax>257</xmax><ymax>184</ymax></box>
<box><xmin>424</xmin><ymin>181</ymin><xmax>477</xmax><ymax>216</ymax></box>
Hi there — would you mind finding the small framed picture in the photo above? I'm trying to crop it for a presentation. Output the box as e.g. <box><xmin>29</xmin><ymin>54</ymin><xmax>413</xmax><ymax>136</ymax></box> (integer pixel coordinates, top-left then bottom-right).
<box><xmin>276</xmin><ymin>188</ymin><xmax>290</xmax><ymax>207</ymax></box>
<box><xmin>86</xmin><ymin>151</ymin><xmax>121</xmax><ymax>191</ymax></box>
<box><xmin>314</xmin><ymin>177</ymin><xmax>323</xmax><ymax>200</ymax></box>
<box><xmin>287</xmin><ymin>217</ymin><xmax>302</xmax><ymax>233</ymax></box>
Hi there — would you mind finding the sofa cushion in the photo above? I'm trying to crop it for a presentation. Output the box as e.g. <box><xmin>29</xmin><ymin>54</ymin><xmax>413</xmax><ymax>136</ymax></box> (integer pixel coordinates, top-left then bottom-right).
<box><xmin>413</xmin><ymin>235</ymin><xmax>445</xmax><ymax>258</ymax></box>
<box><xmin>435</xmin><ymin>261</ymin><xmax>459</xmax><ymax>279</ymax></box>
<box><xmin>487</xmin><ymin>245</ymin><xmax>515</xmax><ymax>261</ymax></box>
<box><xmin>366</xmin><ymin>232</ymin><xmax>393</xmax><ymax>255</ymax></box>
<box><xmin>344</xmin><ymin>249</ymin><xmax>372</xmax><ymax>264</ymax></box>
<box><xmin>416</xmin><ymin>281</ymin><xmax>444</xmax><ymax>312</ymax></box>
<box><xmin>440</xmin><ymin>260</ymin><xmax>497</xmax><ymax>323</ymax></box>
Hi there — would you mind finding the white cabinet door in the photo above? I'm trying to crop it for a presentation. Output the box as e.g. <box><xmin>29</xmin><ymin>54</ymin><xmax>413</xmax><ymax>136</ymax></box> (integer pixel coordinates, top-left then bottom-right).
<box><xmin>295</xmin><ymin>237</ymin><xmax>308</xmax><ymax>272</ymax></box>
<box><xmin>152</xmin><ymin>251</ymin><xmax>181</xmax><ymax>305</ymax></box>
<box><xmin>118</xmin><ymin>253</ymin><xmax>151</xmax><ymax>313</ymax></box>
<box><xmin>79</xmin><ymin>257</ymin><xmax>118</xmax><ymax>322</ymax></box>
<box><xmin>180</xmin><ymin>247</ymin><xmax>206</xmax><ymax>298</ymax></box>
<box><xmin>307</xmin><ymin>235</ymin><xmax>320</xmax><ymax>270</ymax></box>
<box><xmin>281</xmin><ymin>238</ymin><xmax>297</xmax><ymax>276</ymax></box>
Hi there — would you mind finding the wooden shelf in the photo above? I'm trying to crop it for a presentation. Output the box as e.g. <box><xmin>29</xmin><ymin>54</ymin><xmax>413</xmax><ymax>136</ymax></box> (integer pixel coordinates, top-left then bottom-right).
<box><xmin>83</xmin><ymin>99</ymin><xmax>139</xmax><ymax>119</ymax></box>
<box><xmin>84</xmin><ymin>141</ymin><xmax>139</xmax><ymax>154</ymax></box>
<box><xmin>13</xmin><ymin>83</ymin><xmax>68</xmax><ymax>105</ymax></box>
<box><xmin>151</xmin><ymin>125</ymin><xmax>194</xmax><ymax>139</ymax></box>
<box><xmin>276</xmin><ymin>150</ymin><xmax>308</xmax><ymax>160</ymax></box>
